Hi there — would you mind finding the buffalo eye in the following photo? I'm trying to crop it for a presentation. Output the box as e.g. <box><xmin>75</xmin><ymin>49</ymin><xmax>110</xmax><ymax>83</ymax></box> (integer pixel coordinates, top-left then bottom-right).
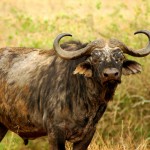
<box><xmin>91</xmin><ymin>50</ymin><xmax>105</xmax><ymax>64</ymax></box>
<box><xmin>112</xmin><ymin>51</ymin><xmax>124</xmax><ymax>63</ymax></box>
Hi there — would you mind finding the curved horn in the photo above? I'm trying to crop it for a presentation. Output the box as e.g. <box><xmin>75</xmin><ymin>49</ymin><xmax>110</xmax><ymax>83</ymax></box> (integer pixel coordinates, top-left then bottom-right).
<box><xmin>53</xmin><ymin>33</ymin><xmax>91</xmax><ymax>59</ymax></box>
<box><xmin>122</xmin><ymin>30</ymin><xmax>150</xmax><ymax>57</ymax></box>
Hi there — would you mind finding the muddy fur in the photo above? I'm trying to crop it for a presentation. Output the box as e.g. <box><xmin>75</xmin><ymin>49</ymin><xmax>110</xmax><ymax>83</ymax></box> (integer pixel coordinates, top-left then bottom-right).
<box><xmin>0</xmin><ymin>40</ymin><xmax>142</xmax><ymax>150</ymax></box>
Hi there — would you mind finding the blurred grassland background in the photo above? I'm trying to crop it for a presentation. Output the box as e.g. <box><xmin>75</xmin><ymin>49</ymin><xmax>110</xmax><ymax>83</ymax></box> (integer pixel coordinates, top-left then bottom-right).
<box><xmin>0</xmin><ymin>0</ymin><xmax>150</xmax><ymax>150</ymax></box>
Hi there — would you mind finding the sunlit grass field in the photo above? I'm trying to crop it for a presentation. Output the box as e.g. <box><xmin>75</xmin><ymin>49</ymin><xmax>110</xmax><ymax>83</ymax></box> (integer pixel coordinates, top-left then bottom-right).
<box><xmin>0</xmin><ymin>0</ymin><xmax>150</xmax><ymax>149</ymax></box>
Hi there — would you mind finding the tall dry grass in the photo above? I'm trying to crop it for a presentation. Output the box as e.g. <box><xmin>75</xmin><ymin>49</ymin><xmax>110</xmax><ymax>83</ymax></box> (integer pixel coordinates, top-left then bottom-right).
<box><xmin>0</xmin><ymin>0</ymin><xmax>150</xmax><ymax>150</ymax></box>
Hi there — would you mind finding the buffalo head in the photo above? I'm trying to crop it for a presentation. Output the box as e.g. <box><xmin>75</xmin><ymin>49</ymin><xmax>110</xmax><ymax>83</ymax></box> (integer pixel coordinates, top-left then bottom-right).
<box><xmin>53</xmin><ymin>30</ymin><xmax>150</xmax><ymax>85</ymax></box>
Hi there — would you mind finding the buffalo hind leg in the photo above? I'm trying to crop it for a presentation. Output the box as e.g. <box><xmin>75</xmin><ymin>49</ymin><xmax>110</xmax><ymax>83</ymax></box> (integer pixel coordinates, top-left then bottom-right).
<box><xmin>0</xmin><ymin>123</ymin><xmax>8</xmax><ymax>142</ymax></box>
<box><xmin>73</xmin><ymin>128</ymin><xmax>96</xmax><ymax>150</ymax></box>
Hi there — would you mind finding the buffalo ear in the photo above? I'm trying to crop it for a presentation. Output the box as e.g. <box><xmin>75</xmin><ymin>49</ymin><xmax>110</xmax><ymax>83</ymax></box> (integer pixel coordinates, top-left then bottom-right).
<box><xmin>73</xmin><ymin>62</ymin><xmax>92</xmax><ymax>77</ymax></box>
<box><xmin>122</xmin><ymin>60</ymin><xmax>142</xmax><ymax>75</ymax></box>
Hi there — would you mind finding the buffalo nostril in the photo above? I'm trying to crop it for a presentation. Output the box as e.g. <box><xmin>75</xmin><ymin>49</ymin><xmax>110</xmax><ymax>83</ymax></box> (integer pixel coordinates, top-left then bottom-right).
<box><xmin>103</xmin><ymin>73</ymin><xmax>108</xmax><ymax>77</ymax></box>
<box><xmin>115</xmin><ymin>72</ymin><xmax>119</xmax><ymax>76</ymax></box>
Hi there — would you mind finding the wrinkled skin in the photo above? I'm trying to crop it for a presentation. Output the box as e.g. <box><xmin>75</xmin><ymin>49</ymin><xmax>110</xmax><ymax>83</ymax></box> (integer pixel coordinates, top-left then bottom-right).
<box><xmin>0</xmin><ymin>40</ymin><xmax>143</xmax><ymax>150</ymax></box>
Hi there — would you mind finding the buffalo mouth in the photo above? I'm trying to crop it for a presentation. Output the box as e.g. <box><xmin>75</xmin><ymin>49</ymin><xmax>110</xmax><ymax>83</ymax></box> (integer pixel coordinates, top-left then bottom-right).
<box><xmin>102</xmin><ymin>78</ymin><xmax>121</xmax><ymax>86</ymax></box>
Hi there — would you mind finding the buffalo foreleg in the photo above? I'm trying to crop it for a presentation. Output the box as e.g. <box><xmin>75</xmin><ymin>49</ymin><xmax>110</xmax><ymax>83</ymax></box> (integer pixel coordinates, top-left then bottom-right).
<box><xmin>73</xmin><ymin>128</ymin><xmax>96</xmax><ymax>150</ymax></box>
<box><xmin>0</xmin><ymin>123</ymin><xmax>8</xmax><ymax>142</ymax></box>
<box><xmin>23</xmin><ymin>138</ymin><xmax>28</xmax><ymax>145</ymax></box>
<box><xmin>48</xmin><ymin>127</ymin><xmax>66</xmax><ymax>150</ymax></box>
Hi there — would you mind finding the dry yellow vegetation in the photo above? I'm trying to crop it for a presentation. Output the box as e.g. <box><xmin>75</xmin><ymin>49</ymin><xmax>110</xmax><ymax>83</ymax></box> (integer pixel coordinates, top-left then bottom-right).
<box><xmin>0</xmin><ymin>0</ymin><xmax>150</xmax><ymax>150</ymax></box>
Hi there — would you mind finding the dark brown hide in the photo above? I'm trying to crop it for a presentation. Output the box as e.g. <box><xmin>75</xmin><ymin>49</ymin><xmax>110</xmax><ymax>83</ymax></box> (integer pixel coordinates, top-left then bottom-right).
<box><xmin>0</xmin><ymin>36</ymin><xmax>147</xmax><ymax>150</ymax></box>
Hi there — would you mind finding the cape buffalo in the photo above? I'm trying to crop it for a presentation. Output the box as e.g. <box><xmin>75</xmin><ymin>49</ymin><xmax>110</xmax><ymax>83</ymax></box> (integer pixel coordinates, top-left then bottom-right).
<box><xmin>0</xmin><ymin>30</ymin><xmax>150</xmax><ymax>150</ymax></box>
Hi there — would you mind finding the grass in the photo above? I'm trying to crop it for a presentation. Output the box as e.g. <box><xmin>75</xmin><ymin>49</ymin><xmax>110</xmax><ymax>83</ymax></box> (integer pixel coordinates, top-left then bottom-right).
<box><xmin>0</xmin><ymin>0</ymin><xmax>150</xmax><ymax>149</ymax></box>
